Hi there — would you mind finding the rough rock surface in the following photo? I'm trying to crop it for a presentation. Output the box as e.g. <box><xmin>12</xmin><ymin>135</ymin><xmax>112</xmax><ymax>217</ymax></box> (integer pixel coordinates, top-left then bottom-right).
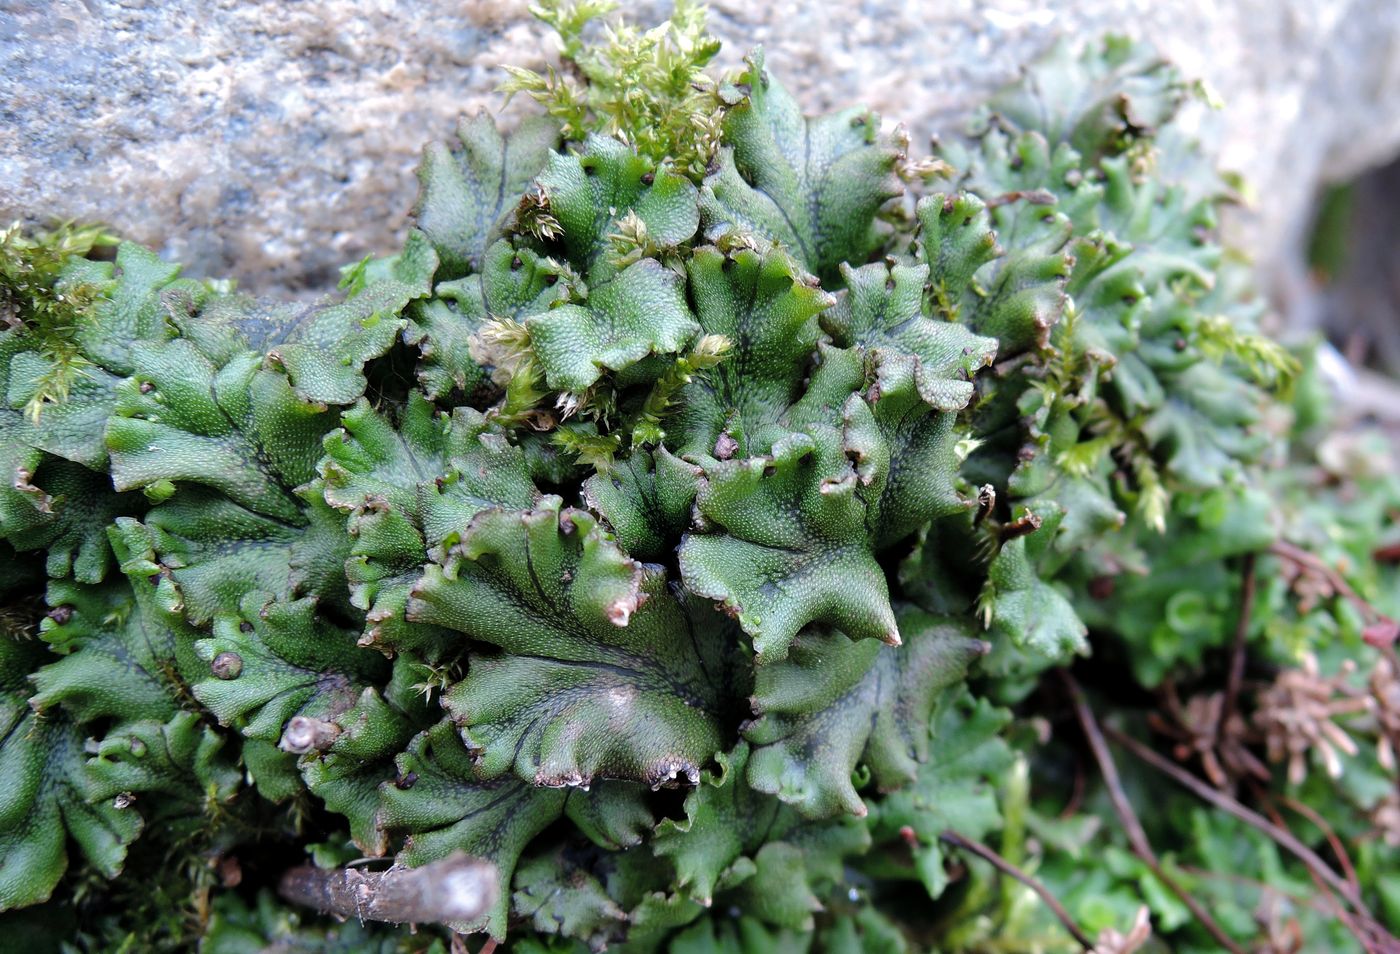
<box><xmin>3</xmin><ymin>0</ymin><xmax>1399</xmax><ymax>296</ymax></box>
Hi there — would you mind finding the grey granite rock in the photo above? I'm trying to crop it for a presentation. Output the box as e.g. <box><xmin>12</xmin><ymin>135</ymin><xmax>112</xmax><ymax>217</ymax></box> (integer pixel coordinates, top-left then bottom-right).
<box><xmin>2</xmin><ymin>0</ymin><xmax>1399</xmax><ymax>296</ymax></box>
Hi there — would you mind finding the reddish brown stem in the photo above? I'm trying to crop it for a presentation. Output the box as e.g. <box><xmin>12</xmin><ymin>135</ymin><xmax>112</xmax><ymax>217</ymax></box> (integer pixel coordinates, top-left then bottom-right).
<box><xmin>1176</xmin><ymin>864</ymin><xmax>1344</xmax><ymax>916</ymax></box>
<box><xmin>1058</xmin><ymin>752</ymin><xmax>1087</xmax><ymax>821</ymax></box>
<box><xmin>939</xmin><ymin>830</ymin><xmax>1094</xmax><ymax>950</ymax></box>
<box><xmin>1278</xmin><ymin>794</ymin><xmax>1361</xmax><ymax>897</ymax></box>
<box><xmin>1218</xmin><ymin>552</ymin><xmax>1257</xmax><ymax>739</ymax></box>
<box><xmin>1060</xmin><ymin>671</ymin><xmax>1248</xmax><ymax>954</ymax></box>
<box><xmin>1257</xmin><ymin>795</ymin><xmax>1378</xmax><ymax>954</ymax></box>
<box><xmin>1271</xmin><ymin>539</ymin><xmax>1387</xmax><ymax>623</ymax></box>
<box><xmin>1103</xmin><ymin>724</ymin><xmax>1372</xmax><ymax>919</ymax></box>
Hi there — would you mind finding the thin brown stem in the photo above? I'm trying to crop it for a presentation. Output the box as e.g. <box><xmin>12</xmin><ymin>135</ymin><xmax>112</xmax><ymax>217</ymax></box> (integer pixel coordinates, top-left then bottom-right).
<box><xmin>1058</xmin><ymin>752</ymin><xmax>1087</xmax><ymax>821</ymax></box>
<box><xmin>1256</xmin><ymin>794</ymin><xmax>1378</xmax><ymax>954</ymax></box>
<box><xmin>1103</xmin><ymin>724</ymin><xmax>1371</xmax><ymax>919</ymax></box>
<box><xmin>1181</xmin><ymin>859</ymin><xmax>1400</xmax><ymax>954</ymax></box>
<box><xmin>1059</xmin><ymin>671</ymin><xmax>1249</xmax><ymax>954</ymax></box>
<box><xmin>1277</xmin><ymin>794</ymin><xmax>1361</xmax><ymax>897</ymax></box>
<box><xmin>1175</xmin><ymin>864</ymin><xmax>1344</xmax><ymax>917</ymax></box>
<box><xmin>938</xmin><ymin>830</ymin><xmax>1095</xmax><ymax>951</ymax></box>
<box><xmin>1271</xmin><ymin>539</ymin><xmax>1386</xmax><ymax>623</ymax></box>
<box><xmin>1218</xmin><ymin>552</ymin><xmax>1256</xmax><ymax>739</ymax></box>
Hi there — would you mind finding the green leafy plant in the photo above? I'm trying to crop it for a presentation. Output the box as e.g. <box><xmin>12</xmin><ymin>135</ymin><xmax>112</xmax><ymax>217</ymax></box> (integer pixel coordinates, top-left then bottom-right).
<box><xmin>2</xmin><ymin>4</ymin><xmax>1397</xmax><ymax>953</ymax></box>
<box><xmin>500</xmin><ymin>0</ymin><xmax>724</xmax><ymax>181</ymax></box>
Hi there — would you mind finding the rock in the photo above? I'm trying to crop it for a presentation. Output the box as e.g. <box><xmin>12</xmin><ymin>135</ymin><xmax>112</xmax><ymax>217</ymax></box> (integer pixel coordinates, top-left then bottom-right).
<box><xmin>2</xmin><ymin>0</ymin><xmax>1399</xmax><ymax>297</ymax></box>
<box><xmin>1313</xmin><ymin>158</ymin><xmax>1400</xmax><ymax>376</ymax></box>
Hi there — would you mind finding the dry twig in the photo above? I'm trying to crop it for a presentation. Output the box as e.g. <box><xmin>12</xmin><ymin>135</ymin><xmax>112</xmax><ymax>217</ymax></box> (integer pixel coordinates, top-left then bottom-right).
<box><xmin>279</xmin><ymin>852</ymin><xmax>497</xmax><ymax>926</ymax></box>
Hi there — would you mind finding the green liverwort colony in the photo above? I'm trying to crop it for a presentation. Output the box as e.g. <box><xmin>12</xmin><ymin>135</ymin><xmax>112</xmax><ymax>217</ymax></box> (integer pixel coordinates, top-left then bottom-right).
<box><xmin>3</xmin><ymin>2</ymin><xmax>1399</xmax><ymax>952</ymax></box>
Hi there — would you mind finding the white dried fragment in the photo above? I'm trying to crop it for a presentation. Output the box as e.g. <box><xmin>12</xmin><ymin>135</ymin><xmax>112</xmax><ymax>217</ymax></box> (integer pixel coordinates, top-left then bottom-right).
<box><xmin>279</xmin><ymin>715</ymin><xmax>342</xmax><ymax>754</ymax></box>
<box><xmin>607</xmin><ymin>596</ymin><xmax>636</xmax><ymax>626</ymax></box>
<box><xmin>279</xmin><ymin>852</ymin><xmax>498</xmax><ymax>926</ymax></box>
